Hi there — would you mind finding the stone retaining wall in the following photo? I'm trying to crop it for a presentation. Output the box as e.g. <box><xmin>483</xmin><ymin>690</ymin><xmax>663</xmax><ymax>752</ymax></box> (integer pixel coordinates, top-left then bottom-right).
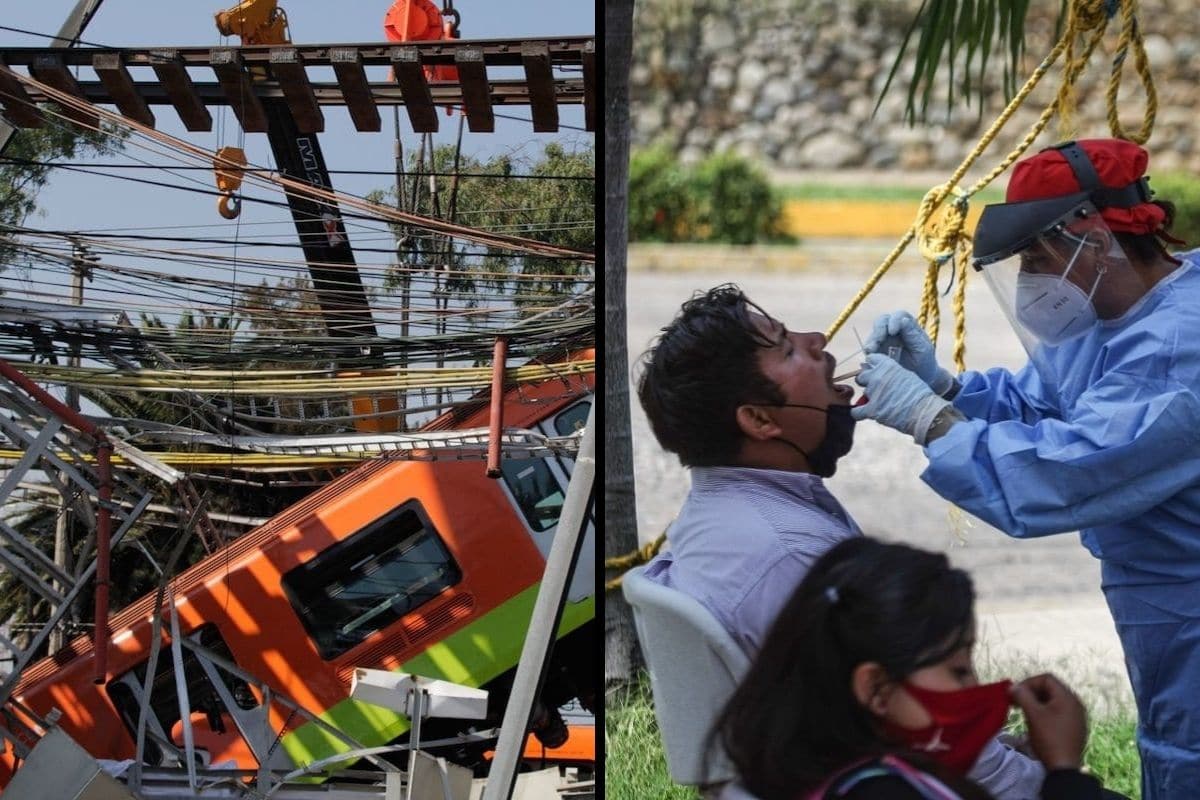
<box><xmin>630</xmin><ymin>0</ymin><xmax>1200</xmax><ymax>173</ymax></box>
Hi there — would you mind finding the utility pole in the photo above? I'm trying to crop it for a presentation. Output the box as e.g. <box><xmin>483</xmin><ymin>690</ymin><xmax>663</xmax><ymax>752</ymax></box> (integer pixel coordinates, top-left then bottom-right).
<box><xmin>49</xmin><ymin>238</ymin><xmax>95</xmax><ymax>653</ymax></box>
<box><xmin>65</xmin><ymin>239</ymin><xmax>94</xmax><ymax>408</ymax></box>
<box><xmin>425</xmin><ymin>133</ymin><xmax>447</xmax><ymax>412</ymax></box>
<box><xmin>393</xmin><ymin>106</ymin><xmax>410</xmax><ymax>431</ymax></box>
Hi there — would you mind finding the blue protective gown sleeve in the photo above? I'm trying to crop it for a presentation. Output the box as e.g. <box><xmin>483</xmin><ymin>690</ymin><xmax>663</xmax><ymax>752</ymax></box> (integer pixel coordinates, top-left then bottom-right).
<box><xmin>952</xmin><ymin>364</ymin><xmax>1062</xmax><ymax>425</ymax></box>
<box><xmin>921</xmin><ymin>330</ymin><xmax>1200</xmax><ymax>539</ymax></box>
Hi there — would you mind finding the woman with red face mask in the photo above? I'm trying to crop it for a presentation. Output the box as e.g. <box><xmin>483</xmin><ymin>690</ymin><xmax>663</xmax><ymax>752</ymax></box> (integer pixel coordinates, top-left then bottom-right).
<box><xmin>713</xmin><ymin>537</ymin><xmax>1114</xmax><ymax>800</ymax></box>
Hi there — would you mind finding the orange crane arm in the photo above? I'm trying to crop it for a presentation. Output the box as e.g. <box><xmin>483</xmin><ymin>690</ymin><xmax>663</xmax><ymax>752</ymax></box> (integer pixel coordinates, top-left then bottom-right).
<box><xmin>214</xmin><ymin>0</ymin><xmax>290</xmax><ymax>45</ymax></box>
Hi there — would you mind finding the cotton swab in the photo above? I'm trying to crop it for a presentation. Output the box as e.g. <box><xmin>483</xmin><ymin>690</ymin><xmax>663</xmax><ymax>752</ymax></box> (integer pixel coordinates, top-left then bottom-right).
<box><xmin>833</xmin><ymin>368</ymin><xmax>861</xmax><ymax>383</ymax></box>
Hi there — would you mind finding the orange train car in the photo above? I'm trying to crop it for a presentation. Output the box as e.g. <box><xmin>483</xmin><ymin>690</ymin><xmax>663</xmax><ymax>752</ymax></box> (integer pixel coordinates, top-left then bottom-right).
<box><xmin>0</xmin><ymin>351</ymin><xmax>596</xmax><ymax>784</ymax></box>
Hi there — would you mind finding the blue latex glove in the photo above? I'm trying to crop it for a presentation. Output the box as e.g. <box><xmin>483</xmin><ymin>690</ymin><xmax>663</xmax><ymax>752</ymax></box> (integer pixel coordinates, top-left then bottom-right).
<box><xmin>863</xmin><ymin>311</ymin><xmax>957</xmax><ymax>398</ymax></box>
<box><xmin>852</xmin><ymin>353</ymin><xmax>953</xmax><ymax>445</ymax></box>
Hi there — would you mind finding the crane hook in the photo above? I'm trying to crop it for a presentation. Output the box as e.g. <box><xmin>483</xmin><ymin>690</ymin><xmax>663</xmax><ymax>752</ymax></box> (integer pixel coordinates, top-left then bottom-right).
<box><xmin>218</xmin><ymin>192</ymin><xmax>242</xmax><ymax>220</ymax></box>
<box><xmin>213</xmin><ymin>146</ymin><xmax>248</xmax><ymax>220</ymax></box>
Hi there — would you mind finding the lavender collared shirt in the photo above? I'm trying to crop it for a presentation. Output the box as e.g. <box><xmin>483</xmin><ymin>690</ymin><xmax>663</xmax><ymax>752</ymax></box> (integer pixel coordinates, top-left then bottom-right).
<box><xmin>642</xmin><ymin>465</ymin><xmax>861</xmax><ymax>656</ymax></box>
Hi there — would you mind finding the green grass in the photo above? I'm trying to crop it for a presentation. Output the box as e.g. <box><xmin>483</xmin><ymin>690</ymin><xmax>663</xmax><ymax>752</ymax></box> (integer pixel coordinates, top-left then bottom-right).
<box><xmin>605</xmin><ymin>678</ymin><xmax>700</xmax><ymax>800</ymax></box>
<box><xmin>776</xmin><ymin>182</ymin><xmax>1005</xmax><ymax>203</ymax></box>
<box><xmin>607</xmin><ymin>672</ymin><xmax>1141</xmax><ymax>799</ymax></box>
<box><xmin>999</xmin><ymin>705</ymin><xmax>1141</xmax><ymax>798</ymax></box>
<box><xmin>1085</xmin><ymin>714</ymin><xmax>1141</xmax><ymax>798</ymax></box>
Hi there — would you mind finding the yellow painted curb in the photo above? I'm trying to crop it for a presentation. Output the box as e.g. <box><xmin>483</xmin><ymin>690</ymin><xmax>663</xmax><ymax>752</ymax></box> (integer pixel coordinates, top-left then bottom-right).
<box><xmin>783</xmin><ymin>199</ymin><xmax>985</xmax><ymax>239</ymax></box>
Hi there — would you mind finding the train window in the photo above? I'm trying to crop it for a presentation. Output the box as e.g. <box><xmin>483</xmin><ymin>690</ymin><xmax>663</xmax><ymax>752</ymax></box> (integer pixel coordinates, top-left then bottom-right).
<box><xmin>553</xmin><ymin>400</ymin><xmax>591</xmax><ymax>437</ymax></box>
<box><xmin>107</xmin><ymin>624</ymin><xmax>257</xmax><ymax>765</ymax></box>
<box><xmin>282</xmin><ymin>502</ymin><xmax>461</xmax><ymax>660</ymax></box>
<box><xmin>107</xmin><ymin>680</ymin><xmax>164</xmax><ymax>765</ymax></box>
<box><xmin>500</xmin><ymin>458</ymin><xmax>564</xmax><ymax>533</ymax></box>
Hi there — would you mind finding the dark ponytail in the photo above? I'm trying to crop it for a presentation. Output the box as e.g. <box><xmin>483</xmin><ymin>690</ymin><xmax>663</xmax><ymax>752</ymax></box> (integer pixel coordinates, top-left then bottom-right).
<box><xmin>714</xmin><ymin>537</ymin><xmax>976</xmax><ymax>800</ymax></box>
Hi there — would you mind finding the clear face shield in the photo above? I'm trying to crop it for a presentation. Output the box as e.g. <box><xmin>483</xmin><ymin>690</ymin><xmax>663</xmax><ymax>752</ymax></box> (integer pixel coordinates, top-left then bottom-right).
<box><xmin>972</xmin><ymin>195</ymin><xmax>1137</xmax><ymax>359</ymax></box>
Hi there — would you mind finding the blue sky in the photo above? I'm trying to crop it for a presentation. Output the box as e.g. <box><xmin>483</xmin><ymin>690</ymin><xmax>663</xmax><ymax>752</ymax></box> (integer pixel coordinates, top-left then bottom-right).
<box><xmin>5</xmin><ymin>1</ymin><xmax>594</xmax><ymax>264</ymax></box>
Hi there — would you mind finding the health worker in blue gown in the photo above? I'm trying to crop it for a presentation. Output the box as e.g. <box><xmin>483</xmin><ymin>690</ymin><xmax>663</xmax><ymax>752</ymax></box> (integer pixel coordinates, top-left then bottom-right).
<box><xmin>849</xmin><ymin>138</ymin><xmax>1200</xmax><ymax>800</ymax></box>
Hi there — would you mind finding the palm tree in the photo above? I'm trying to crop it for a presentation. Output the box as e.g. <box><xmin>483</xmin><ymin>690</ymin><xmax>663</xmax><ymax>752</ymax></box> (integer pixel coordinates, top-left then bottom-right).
<box><xmin>603</xmin><ymin>0</ymin><xmax>644</xmax><ymax>688</ymax></box>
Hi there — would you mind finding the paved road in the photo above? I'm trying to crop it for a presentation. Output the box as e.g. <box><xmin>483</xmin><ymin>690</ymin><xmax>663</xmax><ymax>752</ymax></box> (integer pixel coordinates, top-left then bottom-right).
<box><xmin>624</xmin><ymin>243</ymin><xmax>1131</xmax><ymax>706</ymax></box>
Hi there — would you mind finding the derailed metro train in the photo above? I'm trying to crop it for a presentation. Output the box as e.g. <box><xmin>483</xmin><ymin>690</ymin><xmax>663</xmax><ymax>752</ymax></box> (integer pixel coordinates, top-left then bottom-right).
<box><xmin>0</xmin><ymin>351</ymin><xmax>596</xmax><ymax>785</ymax></box>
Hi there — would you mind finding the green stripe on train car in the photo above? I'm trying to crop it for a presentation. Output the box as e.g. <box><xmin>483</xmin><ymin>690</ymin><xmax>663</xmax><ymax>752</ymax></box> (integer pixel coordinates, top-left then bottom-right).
<box><xmin>280</xmin><ymin>586</ymin><xmax>594</xmax><ymax>767</ymax></box>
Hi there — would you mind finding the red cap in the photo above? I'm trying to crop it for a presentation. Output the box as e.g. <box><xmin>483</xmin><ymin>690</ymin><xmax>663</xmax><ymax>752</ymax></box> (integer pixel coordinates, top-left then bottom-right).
<box><xmin>1006</xmin><ymin>139</ymin><xmax>1165</xmax><ymax>235</ymax></box>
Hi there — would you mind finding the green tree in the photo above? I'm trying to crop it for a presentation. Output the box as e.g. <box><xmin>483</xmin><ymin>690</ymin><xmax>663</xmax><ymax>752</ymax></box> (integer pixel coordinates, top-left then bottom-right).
<box><xmin>878</xmin><ymin>0</ymin><xmax>1031</xmax><ymax>123</ymax></box>
<box><xmin>369</xmin><ymin>141</ymin><xmax>595</xmax><ymax>313</ymax></box>
<box><xmin>240</xmin><ymin>275</ymin><xmax>325</xmax><ymax>337</ymax></box>
<box><xmin>691</xmin><ymin>151</ymin><xmax>792</xmax><ymax>244</ymax></box>
<box><xmin>883</xmin><ymin>1</ymin><xmax>1144</xmax><ymax>126</ymax></box>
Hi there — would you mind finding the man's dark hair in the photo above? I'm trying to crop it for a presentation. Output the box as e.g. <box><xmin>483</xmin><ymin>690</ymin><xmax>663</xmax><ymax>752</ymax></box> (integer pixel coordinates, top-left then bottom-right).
<box><xmin>715</xmin><ymin>537</ymin><xmax>979</xmax><ymax>799</ymax></box>
<box><xmin>636</xmin><ymin>284</ymin><xmax>785</xmax><ymax>467</ymax></box>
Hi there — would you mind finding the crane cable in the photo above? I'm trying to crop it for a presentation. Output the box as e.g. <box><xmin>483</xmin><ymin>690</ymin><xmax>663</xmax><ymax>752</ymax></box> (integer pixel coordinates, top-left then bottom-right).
<box><xmin>825</xmin><ymin>0</ymin><xmax>1157</xmax><ymax>374</ymax></box>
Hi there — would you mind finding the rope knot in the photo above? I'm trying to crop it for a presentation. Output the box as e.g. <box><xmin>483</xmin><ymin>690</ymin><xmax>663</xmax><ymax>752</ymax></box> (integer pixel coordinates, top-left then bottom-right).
<box><xmin>916</xmin><ymin>184</ymin><xmax>970</xmax><ymax>265</ymax></box>
<box><xmin>1069</xmin><ymin>0</ymin><xmax>1113</xmax><ymax>32</ymax></box>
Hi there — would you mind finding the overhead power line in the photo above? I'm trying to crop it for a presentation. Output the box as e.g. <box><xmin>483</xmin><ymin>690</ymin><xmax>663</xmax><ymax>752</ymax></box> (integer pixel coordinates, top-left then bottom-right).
<box><xmin>7</xmin><ymin>224</ymin><xmax>592</xmax><ymax>260</ymax></box>
<box><xmin>0</xmin><ymin>22</ymin><xmax>111</xmax><ymax>49</ymax></box>
<box><xmin>0</xmin><ymin>157</ymin><xmax>596</xmax><ymax>181</ymax></box>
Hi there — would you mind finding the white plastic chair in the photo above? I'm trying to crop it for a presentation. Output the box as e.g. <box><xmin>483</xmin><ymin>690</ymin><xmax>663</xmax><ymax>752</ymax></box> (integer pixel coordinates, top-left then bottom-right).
<box><xmin>621</xmin><ymin>565</ymin><xmax>751</xmax><ymax>788</ymax></box>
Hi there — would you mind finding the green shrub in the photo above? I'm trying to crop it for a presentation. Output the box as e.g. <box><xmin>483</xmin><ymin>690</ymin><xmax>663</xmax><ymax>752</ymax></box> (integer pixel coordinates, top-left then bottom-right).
<box><xmin>691</xmin><ymin>151</ymin><xmax>793</xmax><ymax>244</ymax></box>
<box><xmin>1149</xmin><ymin>171</ymin><xmax>1200</xmax><ymax>249</ymax></box>
<box><xmin>628</xmin><ymin>145</ymin><xmax>697</xmax><ymax>242</ymax></box>
<box><xmin>628</xmin><ymin>146</ymin><xmax>794</xmax><ymax>244</ymax></box>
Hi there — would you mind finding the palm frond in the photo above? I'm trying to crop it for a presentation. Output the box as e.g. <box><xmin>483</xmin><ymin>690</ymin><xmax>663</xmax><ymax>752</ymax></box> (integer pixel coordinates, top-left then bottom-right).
<box><xmin>878</xmin><ymin>0</ymin><xmax>1056</xmax><ymax>124</ymax></box>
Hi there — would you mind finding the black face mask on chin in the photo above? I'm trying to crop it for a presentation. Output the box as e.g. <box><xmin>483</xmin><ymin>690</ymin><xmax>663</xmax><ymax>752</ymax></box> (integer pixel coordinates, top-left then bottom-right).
<box><xmin>767</xmin><ymin>403</ymin><xmax>856</xmax><ymax>478</ymax></box>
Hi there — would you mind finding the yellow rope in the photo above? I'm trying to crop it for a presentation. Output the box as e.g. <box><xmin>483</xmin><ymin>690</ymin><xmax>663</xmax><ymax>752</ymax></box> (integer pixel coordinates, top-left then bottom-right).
<box><xmin>1104</xmin><ymin>0</ymin><xmax>1157</xmax><ymax>144</ymax></box>
<box><xmin>604</xmin><ymin>532</ymin><xmax>667</xmax><ymax>593</ymax></box>
<box><xmin>1054</xmin><ymin>0</ymin><xmax>1110</xmax><ymax>137</ymax></box>
<box><xmin>915</xmin><ymin>184</ymin><xmax>967</xmax><ymax>363</ymax></box>
<box><xmin>912</xmin><ymin>185</ymin><xmax>975</xmax><ymax>371</ymax></box>
<box><xmin>825</xmin><ymin>0</ymin><xmax>1156</xmax><ymax>374</ymax></box>
<box><xmin>951</xmin><ymin>253</ymin><xmax>969</xmax><ymax>372</ymax></box>
<box><xmin>824</xmin><ymin>30</ymin><xmax>1070</xmax><ymax>342</ymax></box>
